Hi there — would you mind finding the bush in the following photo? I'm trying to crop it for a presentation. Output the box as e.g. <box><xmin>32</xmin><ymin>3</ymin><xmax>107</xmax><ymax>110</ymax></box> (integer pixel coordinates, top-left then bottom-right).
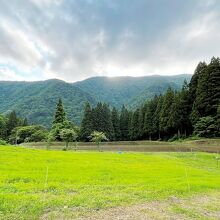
<box><xmin>0</xmin><ymin>139</ymin><xmax>7</xmax><ymax>145</ymax></box>
<box><xmin>168</xmin><ymin>134</ymin><xmax>186</xmax><ymax>142</ymax></box>
<box><xmin>10</xmin><ymin>125</ymin><xmax>48</xmax><ymax>144</ymax></box>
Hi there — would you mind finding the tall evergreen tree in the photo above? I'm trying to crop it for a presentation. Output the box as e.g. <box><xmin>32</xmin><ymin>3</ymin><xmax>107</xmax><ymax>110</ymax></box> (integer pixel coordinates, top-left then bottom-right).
<box><xmin>217</xmin><ymin>105</ymin><xmax>220</xmax><ymax>134</ymax></box>
<box><xmin>189</xmin><ymin>62</ymin><xmax>207</xmax><ymax>105</ymax></box>
<box><xmin>154</xmin><ymin>95</ymin><xmax>163</xmax><ymax>139</ymax></box>
<box><xmin>190</xmin><ymin>58</ymin><xmax>220</xmax><ymax>125</ymax></box>
<box><xmin>178</xmin><ymin>81</ymin><xmax>192</xmax><ymax>135</ymax></box>
<box><xmin>6</xmin><ymin>110</ymin><xmax>19</xmax><ymax>137</ymax></box>
<box><xmin>138</xmin><ymin>107</ymin><xmax>144</xmax><ymax>139</ymax></box>
<box><xmin>92</xmin><ymin>102</ymin><xmax>103</xmax><ymax>131</ymax></box>
<box><xmin>120</xmin><ymin>105</ymin><xmax>129</xmax><ymax>140</ymax></box>
<box><xmin>0</xmin><ymin>114</ymin><xmax>6</xmax><ymax>140</ymax></box>
<box><xmin>192</xmin><ymin>64</ymin><xmax>210</xmax><ymax>121</ymax></box>
<box><xmin>128</xmin><ymin>111</ymin><xmax>133</xmax><ymax>141</ymax></box>
<box><xmin>111</xmin><ymin>107</ymin><xmax>120</xmax><ymax>141</ymax></box>
<box><xmin>130</xmin><ymin>109</ymin><xmax>139</xmax><ymax>140</ymax></box>
<box><xmin>53</xmin><ymin>98</ymin><xmax>67</xmax><ymax>125</ymax></box>
<box><xmin>216</xmin><ymin>104</ymin><xmax>220</xmax><ymax>131</ymax></box>
<box><xmin>144</xmin><ymin>103</ymin><xmax>153</xmax><ymax>140</ymax></box>
<box><xmin>101</xmin><ymin>103</ymin><xmax>114</xmax><ymax>140</ymax></box>
<box><xmin>168</xmin><ymin>92</ymin><xmax>182</xmax><ymax>136</ymax></box>
<box><xmin>208</xmin><ymin>57</ymin><xmax>220</xmax><ymax>116</ymax></box>
<box><xmin>91</xmin><ymin>103</ymin><xmax>113</xmax><ymax>140</ymax></box>
<box><xmin>159</xmin><ymin>87</ymin><xmax>175</xmax><ymax>135</ymax></box>
<box><xmin>80</xmin><ymin>102</ymin><xmax>94</xmax><ymax>141</ymax></box>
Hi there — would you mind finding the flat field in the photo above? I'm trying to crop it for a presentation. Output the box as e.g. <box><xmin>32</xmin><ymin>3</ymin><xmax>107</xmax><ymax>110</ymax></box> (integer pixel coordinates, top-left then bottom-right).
<box><xmin>0</xmin><ymin>145</ymin><xmax>220</xmax><ymax>219</ymax></box>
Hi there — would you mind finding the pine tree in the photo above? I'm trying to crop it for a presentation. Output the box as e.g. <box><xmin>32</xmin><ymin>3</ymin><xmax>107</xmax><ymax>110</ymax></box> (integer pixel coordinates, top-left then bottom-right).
<box><xmin>120</xmin><ymin>105</ymin><xmax>129</xmax><ymax>140</ymax></box>
<box><xmin>92</xmin><ymin>102</ymin><xmax>102</xmax><ymax>131</ymax></box>
<box><xmin>101</xmin><ymin>103</ymin><xmax>114</xmax><ymax>140</ymax></box>
<box><xmin>208</xmin><ymin>57</ymin><xmax>220</xmax><ymax>116</ymax></box>
<box><xmin>159</xmin><ymin>87</ymin><xmax>174</xmax><ymax>135</ymax></box>
<box><xmin>144</xmin><ymin>97</ymin><xmax>158</xmax><ymax>140</ymax></box>
<box><xmin>195</xmin><ymin>59</ymin><xmax>212</xmax><ymax>116</ymax></box>
<box><xmin>130</xmin><ymin>109</ymin><xmax>139</xmax><ymax>140</ymax></box>
<box><xmin>217</xmin><ymin>105</ymin><xmax>220</xmax><ymax>134</ymax></box>
<box><xmin>178</xmin><ymin>81</ymin><xmax>192</xmax><ymax>135</ymax></box>
<box><xmin>154</xmin><ymin>95</ymin><xmax>163</xmax><ymax>139</ymax></box>
<box><xmin>144</xmin><ymin>103</ymin><xmax>153</xmax><ymax>140</ymax></box>
<box><xmin>53</xmin><ymin>98</ymin><xmax>67</xmax><ymax>125</ymax></box>
<box><xmin>127</xmin><ymin>111</ymin><xmax>133</xmax><ymax>141</ymax></box>
<box><xmin>168</xmin><ymin>92</ymin><xmax>182</xmax><ymax>137</ymax></box>
<box><xmin>190</xmin><ymin>58</ymin><xmax>220</xmax><ymax>125</ymax></box>
<box><xmin>80</xmin><ymin>102</ymin><xmax>94</xmax><ymax>141</ymax></box>
<box><xmin>138</xmin><ymin>107</ymin><xmax>144</xmax><ymax>139</ymax></box>
<box><xmin>6</xmin><ymin>110</ymin><xmax>19</xmax><ymax>136</ymax></box>
<box><xmin>189</xmin><ymin>62</ymin><xmax>207</xmax><ymax>105</ymax></box>
<box><xmin>0</xmin><ymin>114</ymin><xmax>6</xmax><ymax>139</ymax></box>
<box><xmin>111</xmin><ymin>107</ymin><xmax>120</xmax><ymax>141</ymax></box>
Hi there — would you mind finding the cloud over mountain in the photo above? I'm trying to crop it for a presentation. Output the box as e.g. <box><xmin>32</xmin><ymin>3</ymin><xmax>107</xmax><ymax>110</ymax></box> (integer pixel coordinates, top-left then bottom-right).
<box><xmin>0</xmin><ymin>0</ymin><xmax>219</xmax><ymax>81</ymax></box>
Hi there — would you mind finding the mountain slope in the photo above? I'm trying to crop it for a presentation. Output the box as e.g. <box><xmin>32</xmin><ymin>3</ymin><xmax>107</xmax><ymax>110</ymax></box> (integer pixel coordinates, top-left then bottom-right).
<box><xmin>74</xmin><ymin>74</ymin><xmax>192</xmax><ymax>108</ymax></box>
<box><xmin>0</xmin><ymin>79</ymin><xmax>97</xmax><ymax>127</ymax></box>
<box><xmin>0</xmin><ymin>74</ymin><xmax>192</xmax><ymax>127</ymax></box>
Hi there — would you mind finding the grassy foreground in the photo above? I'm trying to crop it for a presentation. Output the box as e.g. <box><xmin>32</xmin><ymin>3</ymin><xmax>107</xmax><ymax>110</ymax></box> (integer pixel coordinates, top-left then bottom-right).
<box><xmin>0</xmin><ymin>145</ymin><xmax>220</xmax><ymax>219</ymax></box>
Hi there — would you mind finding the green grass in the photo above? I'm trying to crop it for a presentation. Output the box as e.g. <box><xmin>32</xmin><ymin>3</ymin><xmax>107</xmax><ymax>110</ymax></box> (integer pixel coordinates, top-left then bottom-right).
<box><xmin>1</xmin><ymin>145</ymin><xmax>220</xmax><ymax>219</ymax></box>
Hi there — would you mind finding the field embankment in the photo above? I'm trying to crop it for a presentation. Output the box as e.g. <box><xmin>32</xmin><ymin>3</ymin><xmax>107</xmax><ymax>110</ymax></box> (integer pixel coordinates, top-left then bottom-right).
<box><xmin>22</xmin><ymin>138</ymin><xmax>220</xmax><ymax>153</ymax></box>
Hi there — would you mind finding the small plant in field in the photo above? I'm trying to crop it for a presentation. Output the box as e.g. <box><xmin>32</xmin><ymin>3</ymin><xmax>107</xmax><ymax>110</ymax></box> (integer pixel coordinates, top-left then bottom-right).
<box><xmin>90</xmin><ymin>131</ymin><xmax>108</xmax><ymax>151</ymax></box>
<box><xmin>60</xmin><ymin>128</ymin><xmax>78</xmax><ymax>151</ymax></box>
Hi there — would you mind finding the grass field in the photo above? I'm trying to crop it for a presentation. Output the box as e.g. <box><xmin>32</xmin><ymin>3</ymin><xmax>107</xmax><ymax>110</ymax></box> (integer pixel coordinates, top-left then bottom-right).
<box><xmin>1</xmin><ymin>145</ymin><xmax>220</xmax><ymax>219</ymax></box>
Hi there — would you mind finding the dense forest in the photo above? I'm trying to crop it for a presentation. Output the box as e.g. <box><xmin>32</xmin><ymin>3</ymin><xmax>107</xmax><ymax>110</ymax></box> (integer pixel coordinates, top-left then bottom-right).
<box><xmin>0</xmin><ymin>57</ymin><xmax>219</xmax><ymax>144</ymax></box>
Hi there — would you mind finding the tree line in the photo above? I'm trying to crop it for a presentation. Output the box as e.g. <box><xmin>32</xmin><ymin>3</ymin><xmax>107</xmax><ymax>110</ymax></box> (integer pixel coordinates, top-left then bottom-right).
<box><xmin>0</xmin><ymin>110</ymin><xmax>48</xmax><ymax>145</ymax></box>
<box><xmin>80</xmin><ymin>57</ymin><xmax>220</xmax><ymax>141</ymax></box>
<box><xmin>0</xmin><ymin>57</ymin><xmax>220</xmax><ymax>145</ymax></box>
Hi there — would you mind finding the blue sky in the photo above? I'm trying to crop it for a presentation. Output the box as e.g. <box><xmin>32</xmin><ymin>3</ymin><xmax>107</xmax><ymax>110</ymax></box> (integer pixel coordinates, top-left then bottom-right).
<box><xmin>0</xmin><ymin>0</ymin><xmax>220</xmax><ymax>82</ymax></box>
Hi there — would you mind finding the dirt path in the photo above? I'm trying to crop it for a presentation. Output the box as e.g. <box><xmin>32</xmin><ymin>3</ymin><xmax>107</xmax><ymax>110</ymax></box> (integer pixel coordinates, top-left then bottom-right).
<box><xmin>77</xmin><ymin>193</ymin><xmax>220</xmax><ymax>220</ymax></box>
<box><xmin>42</xmin><ymin>192</ymin><xmax>220</xmax><ymax>219</ymax></box>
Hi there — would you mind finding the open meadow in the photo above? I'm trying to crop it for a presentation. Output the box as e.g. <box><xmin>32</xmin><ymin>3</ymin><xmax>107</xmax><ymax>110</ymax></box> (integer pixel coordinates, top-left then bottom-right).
<box><xmin>1</xmin><ymin>141</ymin><xmax>220</xmax><ymax>219</ymax></box>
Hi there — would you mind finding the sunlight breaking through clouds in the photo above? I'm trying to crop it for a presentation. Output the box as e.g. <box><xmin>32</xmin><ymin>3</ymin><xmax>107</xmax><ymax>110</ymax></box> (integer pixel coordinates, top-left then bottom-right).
<box><xmin>0</xmin><ymin>0</ymin><xmax>220</xmax><ymax>81</ymax></box>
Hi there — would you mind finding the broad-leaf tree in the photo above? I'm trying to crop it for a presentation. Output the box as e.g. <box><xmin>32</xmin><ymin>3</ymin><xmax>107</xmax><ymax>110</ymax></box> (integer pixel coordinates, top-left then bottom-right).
<box><xmin>90</xmin><ymin>131</ymin><xmax>107</xmax><ymax>151</ymax></box>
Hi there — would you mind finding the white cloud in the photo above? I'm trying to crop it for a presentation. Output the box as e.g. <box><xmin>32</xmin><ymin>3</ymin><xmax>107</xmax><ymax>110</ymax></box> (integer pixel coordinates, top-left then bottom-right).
<box><xmin>0</xmin><ymin>21</ymin><xmax>43</xmax><ymax>70</ymax></box>
<box><xmin>30</xmin><ymin>0</ymin><xmax>62</xmax><ymax>7</ymax></box>
<box><xmin>0</xmin><ymin>0</ymin><xmax>220</xmax><ymax>82</ymax></box>
<box><xmin>0</xmin><ymin>66</ymin><xmax>24</xmax><ymax>81</ymax></box>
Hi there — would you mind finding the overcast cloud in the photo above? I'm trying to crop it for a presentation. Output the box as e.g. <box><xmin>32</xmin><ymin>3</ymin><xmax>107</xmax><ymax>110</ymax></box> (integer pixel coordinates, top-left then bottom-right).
<box><xmin>0</xmin><ymin>0</ymin><xmax>220</xmax><ymax>82</ymax></box>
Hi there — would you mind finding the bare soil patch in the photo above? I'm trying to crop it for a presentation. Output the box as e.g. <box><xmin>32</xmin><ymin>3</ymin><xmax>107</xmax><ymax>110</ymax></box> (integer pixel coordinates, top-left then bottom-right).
<box><xmin>42</xmin><ymin>192</ymin><xmax>220</xmax><ymax>220</ymax></box>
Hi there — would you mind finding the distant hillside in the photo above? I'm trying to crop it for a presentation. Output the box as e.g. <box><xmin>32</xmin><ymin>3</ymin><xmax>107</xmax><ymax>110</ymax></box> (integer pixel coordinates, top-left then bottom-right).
<box><xmin>0</xmin><ymin>79</ymin><xmax>97</xmax><ymax>127</ymax></box>
<box><xmin>0</xmin><ymin>74</ymin><xmax>191</xmax><ymax>127</ymax></box>
<box><xmin>74</xmin><ymin>74</ymin><xmax>192</xmax><ymax>108</ymax></box>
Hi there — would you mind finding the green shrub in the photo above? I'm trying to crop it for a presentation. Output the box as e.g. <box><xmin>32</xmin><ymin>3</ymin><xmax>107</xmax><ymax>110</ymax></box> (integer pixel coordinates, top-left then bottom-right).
<box><xmin>0</xmin><ymin>139</ymin><xmax>7</xmax><ymax>145</ymax></box>
<box><xmin>10</xmin><ymin>125</ymin><xmax>48</xmax><ymax>144</ymax></box>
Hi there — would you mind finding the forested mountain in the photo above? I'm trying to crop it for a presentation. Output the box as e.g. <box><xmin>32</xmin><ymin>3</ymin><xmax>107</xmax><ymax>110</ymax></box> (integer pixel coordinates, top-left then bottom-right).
<box><xmin>0</xmin><ymin>75</ymin><xmax>191</xmax><ymax>127</ymax></box>
<box><xmin>0</xmin><ymin>79</ymin><xmax>97</xmax><ymax>127</ymax></box>
<box><xmin>74</xmin><ymin>74</ymin><xmax>191</xmax><ymax>108</ymax></box>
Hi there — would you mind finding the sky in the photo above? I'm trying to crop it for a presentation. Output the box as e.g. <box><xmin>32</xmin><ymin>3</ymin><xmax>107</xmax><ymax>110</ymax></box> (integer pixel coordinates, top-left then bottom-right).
<box><xmin>0</xmin><ymin>0</ymin><xmax>220</xmax><ymax>82</ymax></box>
